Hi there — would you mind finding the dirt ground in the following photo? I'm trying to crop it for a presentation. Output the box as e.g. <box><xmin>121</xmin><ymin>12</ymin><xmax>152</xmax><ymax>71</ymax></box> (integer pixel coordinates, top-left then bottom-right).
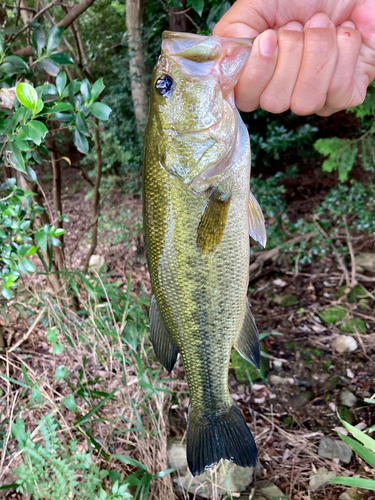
<box><xmin>1</xmin><ymin>164</ymin><xmax>375</xmax><ymax>499</ymax></box>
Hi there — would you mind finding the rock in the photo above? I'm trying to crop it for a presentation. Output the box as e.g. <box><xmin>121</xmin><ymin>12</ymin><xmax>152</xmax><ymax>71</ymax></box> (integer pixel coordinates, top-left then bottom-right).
<box><xmin>269</xmin><ymin>375</ymin><xmax>292</xmax><ymax>386</ymax></box>
<box><xmin>256</xmin><ymin>481</ymin><xmax>286</xmax><ymax>499</ymax></box>
<box><xmin>331</xmin><ymin>335</ymin><xmax>358</xmax><ymax>354</ymax></box>
<box><xmin>340</xmin><ymin>318</ymin><xmax>367</xmax><ymax>335</ymax></box>
<box><xmin>340</xmin><ymin>390</ymin><xmax>357</xmax><ymax>408</ymax></box>
<box><xmin>167</xmin><ymin>441</ymin><xmax>254</xmax><ymax>498</ymax></box>
<box><xmin>319</xmin><ymin>306</ymin><xmax>347</xmax><ymax>324</ymax></box>
<box><xmin>355</xmin><ymin>253</ymin><xmax>375</xmax><ymax>274</ymax></box>
<box><xmin>273</xmin><ymin>294</ymin><xmax>298</xmax><ymax>306</ymax></box>
<box><xmin>333</xmin><ymin>426</ymin><xmax>348</xmax><ymax>436</ymax></box>
<box><xmin>339</xmin><ymin>488</ymin><xmax>363</xmax><ymax>500</ymax></box>
<box><xmin>309</xmin><ymin>467</ymin><xmax>336</xmax><ymax>491</ymax></box>
<box><xmin>290</xmin><ymin>391</ymin><xmax>313</xmax><ymax>408</ymax></box>
<box><xmin>273</xmin><ymin>279</ymin><xmax>287</xmax><ymax>287</ymax></box>
<box><xmin>88</xmin><ymin>255</ymin><xmax>105</xmax><ymax>273</ymax></box>
<box><xmin>318</xmin><ymin>437</ymin><xmax>352</xmax><ymax>464</ymax></box>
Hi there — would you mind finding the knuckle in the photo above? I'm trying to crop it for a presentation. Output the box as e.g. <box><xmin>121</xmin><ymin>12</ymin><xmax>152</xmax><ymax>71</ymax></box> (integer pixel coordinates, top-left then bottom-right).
<box><xmin>277</xmin><ymin>30</ymin><xmax>304</xmax><ymax>52</ymax></box>
<box><xmin>291</xmin><ymin>94</ymin><xmax>326</xmax><ymax>116</ymax></box>
<box><xmin>260</xmin><ymin>92</ymin><xmax>289</xmax><ymax>114</ymax></box>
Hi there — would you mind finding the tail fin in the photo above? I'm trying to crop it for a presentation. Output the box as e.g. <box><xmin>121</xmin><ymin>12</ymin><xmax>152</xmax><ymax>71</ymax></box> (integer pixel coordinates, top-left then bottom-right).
<box><xmin>186</xmin><ymin>403</ymin><xmax>257</xmax><ymax>476</ymax></box>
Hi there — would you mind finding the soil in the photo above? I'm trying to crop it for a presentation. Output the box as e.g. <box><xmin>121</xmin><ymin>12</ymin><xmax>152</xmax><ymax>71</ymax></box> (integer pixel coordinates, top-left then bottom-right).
<box><xmin>1</xmin><ymin>163</ymin><xmax>375</xmax><ymax>499</ymax></box>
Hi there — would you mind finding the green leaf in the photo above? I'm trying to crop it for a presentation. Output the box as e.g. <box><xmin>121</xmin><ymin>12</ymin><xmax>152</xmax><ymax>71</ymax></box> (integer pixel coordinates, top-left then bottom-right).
<box><xmin>0</xmin><ymin>33</ymin><xmax>4</xmax><ymax>55</ymax></box>
<box><xmin>35</xmin><ymin>229</ymin><xmax>48</xmax><ymax>253</ymax></box>
<box><xmin>15</xmin><ymin>135</ymin><xmax>31</xmax><ymax>152</ymax></box>
<box><xmin>91</xmin><ymin>78</ymin><xmax>105</xmax><ymax>102</ymax></box>
<box><xmin>0</xmin><ymin>373</ymin><xmax>28</xmax><ymax>388</ymax></box>
<box><xmin>46</xmin><ymin>327</ymin><xmax>58</xmax><ymax>344</ymax></box>
<box><xmin>337</xmin><ymin>432</ymin><xmax>375</xmax><ymax>468</ymax></box>
<box><xmin>16</xmin><ymin>82</ymin><xmax>38</xmax><ymax>110</ymax></box>
<box><xmin>80</xmin><ymin>79</ymin><xmax>91</xmax><ymax>103</ymax></box>
<box><xmin>192</xmin><ymin>0</ymin><xmax>204</xmax><ymax>16</ymax></box>
<box><xmin>55</xmin><ymin>365</ymin><xmax>67</xmax><ymax>381</ymax></box>
<box><xmin>91</xmin><ymin>102</ymin><xmax>111</xmax><ymax>120</ymax></box>
<box><xmin>46</xmin><ymin>26</ymin><xmax>64</xmax><ymax>52</ymax></box>
<box><xmin>50</xmin><ymin>102</ymin><xmax>74</xmax><ymax>112</ymax></box>
<box><xmin>51</xmin><ymin>236</ymin><xmax>62</xmax><ymax>247</ymax></box>
<box><xmin>154</xmin><ymin>468</ymin><xmax>176</xmax><ymax>478</ymax></box>
<box><xmin>56</xmin><ymin>72</ymin><xmax>67</xmax><ymax>96</ymax></box>
<box><xmin>8</xmin><ymin>143</ymin><xmax>26</xmax><ymax>173</ymax></box>
<box><xmin>76</xmin><ymin>111</ymin><xmax>90</xmax><ymax>137</ymax></box>
<box><xmin>63</xmin><ymin>393</ymin><xmax>77</xmax><ymax>411</ymax></box>
<box><xmin>365</xmin><ymin>398</ymin><xmax>375</xmax><ymax>405</ymax></box>
<box><xmin>75</xmin><ymin>388</ymin><xmax>118</xmax><ymax>426</ymax></box>
<box><xmin>3</xmin><ymin>55</ymin><xmax>28</xmax><ymax>72</ymax></box>
<box><xmin>35</xmin><ymin>99</ymin><xmax>44</xmax><ymax>115</ymax></box>
<box><xmin>2</xmin><ymin>288</ymin><xmax>13</xmax><ymax>300</ymax></box>
<box><xmin>49</xmin><ymin>52</ymin><xmax>74</xmax><ymax>65</ymax></box>
<box><xmin>20</xmin><ymin>258</ymin><xmax>37</xmax><ymax>274</ymax></box>
<box><xmin>53</xmin><ymin>343</ymin><xmax>64</xmax><ymax>354</ymax></box>
<box><xmin>38</xmin><ymin>58</ymin><xmax>60</xmax><ymax>77</ymax></box>
<box><xmin>27</xmin><ymin>120</ymin><xmax>48</xmax><ymax>146</ymax></box>
<box><xmin>338</xmin><ymin>414</ymin><xmax>375</xmax><ymax>452</ymax></box>
<box><xmin>32</xmin><ymin>28</ymin><xmax>46</xmax><ymax>56</ymax></box>
<box><xmin>74</xmin><ymin>129</ymin><xmax>89</xmax><ymax>154</ymax></box>
<box><xmin>112</xmin><ymin>454</ymin><xmax>148</xmax><ymax>471</ymax></box>
<box><xmin>330</xmin><ymin>477</ymin><xmax>375</xmax><ymax>490</ymax></box>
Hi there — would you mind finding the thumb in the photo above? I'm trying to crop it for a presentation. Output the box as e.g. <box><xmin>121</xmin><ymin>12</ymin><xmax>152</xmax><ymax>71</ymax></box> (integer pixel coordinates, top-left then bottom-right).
<box><xmin>213</xmin><ymin>0</ymin><xmax>275</xmax><ymax>38</ymax></box>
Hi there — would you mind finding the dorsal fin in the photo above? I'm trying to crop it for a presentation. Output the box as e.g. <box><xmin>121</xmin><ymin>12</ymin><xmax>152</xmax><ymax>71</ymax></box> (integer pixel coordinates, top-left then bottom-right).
<box><xmin>196</xmin><ymin>187</ymin><xmax>231</xmax><ymax>254</ymax></box>
<box><xmin>149</xmin><ymin>295</ymin><xmax>179</xmax><ymax>373</ymax></box>
<box><xmin>234</xmin><ymin>301</ymin><xmax>260</xmax><ymax>369</ymax></box>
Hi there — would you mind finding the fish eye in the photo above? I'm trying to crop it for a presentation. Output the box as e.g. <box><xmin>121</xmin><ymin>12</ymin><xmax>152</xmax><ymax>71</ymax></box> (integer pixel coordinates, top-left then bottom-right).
<box><xmin>155</xmin><ymin>74</ymin><xmax>174</xmax><ymax>97</ymax></box>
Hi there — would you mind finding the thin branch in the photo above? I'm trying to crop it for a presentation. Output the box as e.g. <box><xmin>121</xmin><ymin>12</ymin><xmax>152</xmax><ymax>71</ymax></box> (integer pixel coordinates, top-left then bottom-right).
<box><xmin>8</xmin><ymin>307</ymin><xmax>46</xmax><ymax>353</ymax></box>
<box><xmin>10</xmin><ymin>0</ymin><xmax>58</xmax><ymax>41</ymax></box>
<box><xmin>83</xmin><ymin>118</ymin><xmax>103</xmax><ymax>271</ymax></box>
<box><xmin>343</xmin><ymin>215</ymin><xmax>357</xmax><ymax>287</ymax></box>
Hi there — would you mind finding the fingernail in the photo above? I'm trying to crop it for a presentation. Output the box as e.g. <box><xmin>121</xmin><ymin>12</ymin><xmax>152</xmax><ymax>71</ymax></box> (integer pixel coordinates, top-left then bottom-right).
<box><xmin>340</xmin><ymin>21</ymin><xmax>356</xmax><ymax>29</ymax></box>
<box><xmin>308</xmin><ymin>13</ymin><xmax>330</xmax><ymax>28</ymax></box>
<box><xmin>259</xmin><ymin>31</ymin><xmax>277</xmax><ymax>57</ymax></box>
<box><xmin>282</xmin><ymin>21</ymin><xmax>304</xmax><ymax>32</ymax></box>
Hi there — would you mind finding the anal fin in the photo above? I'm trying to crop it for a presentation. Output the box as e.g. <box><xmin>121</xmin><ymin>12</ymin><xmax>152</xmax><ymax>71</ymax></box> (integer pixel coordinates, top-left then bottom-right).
<box><xmin>149</xmin><ymin>295</ymin><xmax>179</xmax><ymax>373</ymax></box>
<box><xmin>234</xmin><ymin>301</ymin><xmax>260</xmax><ymax>369</ymax></box>
<box><xmin>196</xmin><ymin>187</ymin><xmax>231</xmax><ymax>254</ymax></box>
<box><xmin>248</xmin><ymin>190</ymin><xmax>267</xmax><ymax>248</ymax></box>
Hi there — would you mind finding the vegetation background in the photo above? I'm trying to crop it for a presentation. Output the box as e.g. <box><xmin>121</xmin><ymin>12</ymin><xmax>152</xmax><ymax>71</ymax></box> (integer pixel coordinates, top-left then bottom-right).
<box><xmin>0</xmin><ymin>0</ymin><xmax>374</xmax><ymax>499</ymax></box>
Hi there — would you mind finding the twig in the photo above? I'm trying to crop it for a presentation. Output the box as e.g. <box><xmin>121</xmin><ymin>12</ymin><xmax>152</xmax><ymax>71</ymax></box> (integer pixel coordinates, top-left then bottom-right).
<box><xmin>0</xmin><ymin>390</ymin><xmax>18</xmax><ymax>477</ymax></box>
<box><xmin>8</xmin><ymin>307</ymin><xmax>46</xmax><ymax>353</ymax></box>
<box><xmin>343</xmin><ymin>215</ymin><xmax>357</xmax><ymax>287</ymax></box>
<box><xmin>10</xmin><ymin>0</ymin><xmax>58</xmax><ymax>41</ymax></box>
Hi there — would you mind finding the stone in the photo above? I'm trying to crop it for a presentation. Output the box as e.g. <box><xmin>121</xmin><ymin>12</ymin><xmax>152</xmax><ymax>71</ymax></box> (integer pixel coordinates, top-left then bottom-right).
<box><xmin>273</xmin><ymin>294</ymin><xmax>298</xmax><ymax>306</ymax></box>
<box><xmin>167</xmin><ymin>440</ymin><xmax>254</xmax><ymax>499</ymax></box>
<box><xmin>339</xmin><ymin>318</ymin><xmax>367</xmax><ymax>335</ymax></box>
<box><xmin>331</xmin><ymin>335</ymin><xmax>358</xmax><ymax>354</ymax></box>
<box><xmin>309</xmin><ymin>467</ymin><xmax>336</xmax><ymax>491</ymax></box>
<box><xmin>318</xmin><ymin>437</ymin><xmax>352</xmax><ymax>464</ymax></box>
<box><xmin>256</xmin><ymin>481</ymin><xmax>286</xmax><ymax>499</ymax></box>
<box><xmin>355</xmin><ymin>253</ymin><xmax>375</xmax><ymax>274</ymax></box>
<box><xmin>88</xmin><ymin>255</ymin><xmax>105</xmax><ymax>273</ymax></box>
<box><xmin>340</xmin><ymin>390</ymin><xmax>357</xmax><ymax>408</ymax></box>
<box><xmin>339</xmin><ymin>488</ymin><xmax>363</xmax><ymax>500</ymax></box>
<box><xmin>290</xmin><ymin>391</ymin><xmax>313</xmax><ymax>408</ymax></box>
<box><xmin>269</xmin><ymin>375</ymin><xmax>290</xmax><ymax>386</ymax></box>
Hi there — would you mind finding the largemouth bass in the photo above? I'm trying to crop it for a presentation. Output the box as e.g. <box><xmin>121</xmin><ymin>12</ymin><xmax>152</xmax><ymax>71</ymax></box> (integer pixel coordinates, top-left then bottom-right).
<box><xmin>143</xmin><ymin>31</ymin><xmax>267</xmax><ymax>477</ymax></box>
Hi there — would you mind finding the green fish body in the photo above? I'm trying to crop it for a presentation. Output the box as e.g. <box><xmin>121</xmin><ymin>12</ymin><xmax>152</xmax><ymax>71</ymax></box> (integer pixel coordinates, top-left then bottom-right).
<box><xmin>143</xmin><ymin>32</ymin><xmax>266</xmax><ymax>476</ymax></box>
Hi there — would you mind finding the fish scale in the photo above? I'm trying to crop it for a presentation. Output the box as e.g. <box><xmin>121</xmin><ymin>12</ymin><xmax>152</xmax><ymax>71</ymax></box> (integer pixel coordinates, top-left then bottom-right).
<box><xmin>143</xmin><ymin>31</ymin><xmax>267</xmax><ymax>476</ymax></box>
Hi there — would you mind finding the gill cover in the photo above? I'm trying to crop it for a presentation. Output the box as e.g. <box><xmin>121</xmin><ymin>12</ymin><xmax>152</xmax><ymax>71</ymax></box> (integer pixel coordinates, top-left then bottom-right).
<box><xmin>152</xmin><ymin>32</ymin><xmax>253</xmax><ymax>192</ymax></box>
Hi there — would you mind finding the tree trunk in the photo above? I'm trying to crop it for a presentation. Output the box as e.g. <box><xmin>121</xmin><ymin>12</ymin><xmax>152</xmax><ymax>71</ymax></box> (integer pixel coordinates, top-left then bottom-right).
<box><xmin>168</xmin><ymin>0</ymin><xmax>192</xmax><ymax>32</ymax></box>
<box><xmin>126</xmin><ymin>0</ymin><xmax>148</xmax><ymax>132</ymax></box>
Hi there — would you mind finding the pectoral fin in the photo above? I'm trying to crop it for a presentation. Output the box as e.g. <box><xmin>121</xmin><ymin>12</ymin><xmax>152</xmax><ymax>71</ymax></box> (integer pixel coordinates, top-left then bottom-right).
<box><xmin>149</xmin><ymin>295</ymin><xmax>179</xmax><ymax>373</ymax></box>
<box><xmin>248</xmin><ymin>191</ymin><xmax>267</xmax><ymax>248</ymax></box>
<box><xmin>234</xmin><ymin>301</ymin><xmax>260</xmax><ymax>369</ymax></box>
<box><xmin>196</xmin><ymin>187</ymin><xmax>231</xmax><ymax>254</ymax></box>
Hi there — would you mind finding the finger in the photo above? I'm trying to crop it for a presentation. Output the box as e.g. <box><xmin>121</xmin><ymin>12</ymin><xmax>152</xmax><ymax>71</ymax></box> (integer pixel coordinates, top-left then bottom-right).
<box><xmin>291</xmin><ymin>13</ymin><xmax>338</xmax><ymax>116</ymax></box>
<box><xmin>317</xmin><ymin>23</ymin><xmax>362</xmax><ymax>116</ymax></box>
<box><xmin>233</xmin><ymin>29</ymin><xmax>278</xmax><ymax>112</ymax></box>
<box><xmin>260</xmin><ymin>22</ymin><xmax>304</xmax><ymax>113</ymax></box>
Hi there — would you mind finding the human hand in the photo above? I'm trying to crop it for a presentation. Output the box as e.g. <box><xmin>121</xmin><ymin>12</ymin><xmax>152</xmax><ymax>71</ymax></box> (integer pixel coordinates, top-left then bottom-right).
<box><xmin>213</xmin><ymin>0</ymin><xmax>375</xmax><ymax>116</ymax></box>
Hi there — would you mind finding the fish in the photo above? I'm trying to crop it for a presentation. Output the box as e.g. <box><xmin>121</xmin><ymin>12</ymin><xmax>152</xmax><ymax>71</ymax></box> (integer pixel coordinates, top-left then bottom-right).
<box><xmin>143</xmin><ymin>31</ymin><xmax>267</xmax><ymax>477</ymax></box>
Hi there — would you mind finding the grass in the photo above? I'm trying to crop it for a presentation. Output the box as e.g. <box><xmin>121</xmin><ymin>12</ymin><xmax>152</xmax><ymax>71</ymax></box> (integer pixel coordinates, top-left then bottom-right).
<box><xmin>0</xmin><ymin>270</ymin><xmax>175</xmax><ymax>499</ymax></box>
